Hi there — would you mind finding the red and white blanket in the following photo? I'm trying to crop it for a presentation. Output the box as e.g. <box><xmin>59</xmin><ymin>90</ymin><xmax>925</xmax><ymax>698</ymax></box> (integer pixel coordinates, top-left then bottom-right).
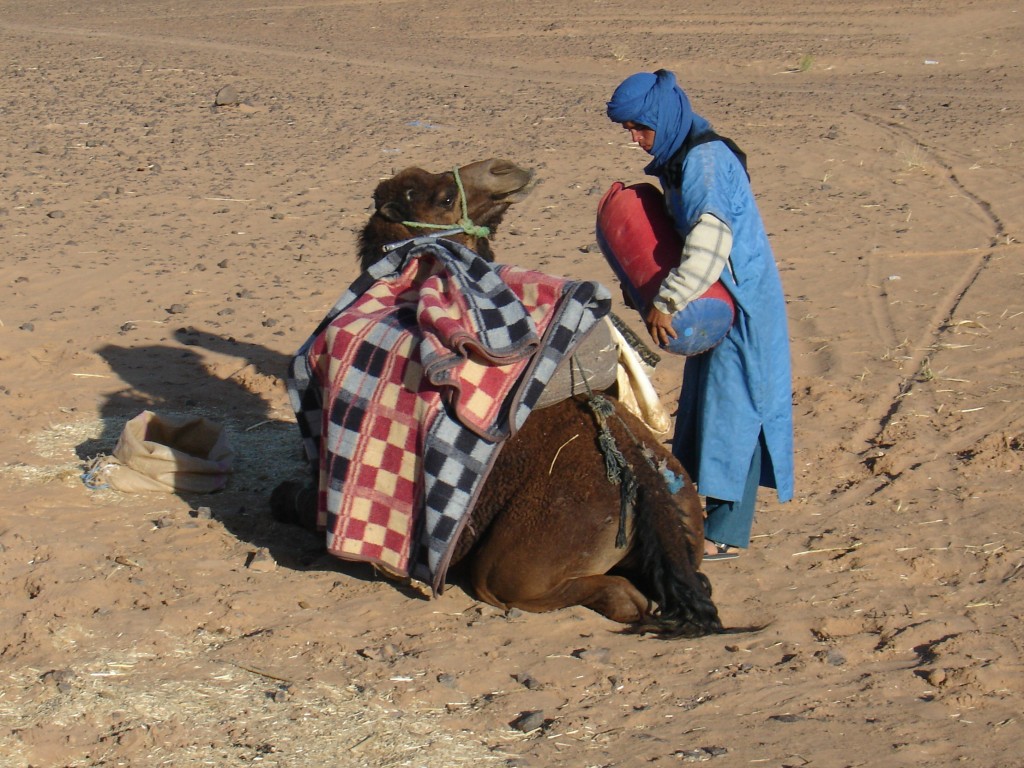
<box><xmin>286</xmin><ymin>238</ymin><xmax>610</xmax><ymax>592</ymax></box>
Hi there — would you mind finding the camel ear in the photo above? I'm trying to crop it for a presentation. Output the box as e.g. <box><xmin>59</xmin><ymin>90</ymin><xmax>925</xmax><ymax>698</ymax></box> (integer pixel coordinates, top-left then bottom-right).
<box><xmin>378</xmin><ymin>201</ymin><xmax>407</xmax><ymax>222</ymax></box>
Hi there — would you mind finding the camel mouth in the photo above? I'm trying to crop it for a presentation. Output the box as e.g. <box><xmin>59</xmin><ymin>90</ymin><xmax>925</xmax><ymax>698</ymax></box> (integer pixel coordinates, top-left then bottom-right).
<box><xmin>469</xmin><ymin>164</ymin><xmax>535</xmax><ymax>224</ymax></box>
<box><xmin>475</xmin><ymin>196</ymin><xmax>527</xmax><ymax>227</ymax></box>
<box><xmin>491</xmin><ymin>174</ymin><xmax>535</xmax><ymax>204</ymax></box>
<box><xmin>457</xmin><ymin>159</ymin><xmax>534</xmax><ymax>207</ymax></box>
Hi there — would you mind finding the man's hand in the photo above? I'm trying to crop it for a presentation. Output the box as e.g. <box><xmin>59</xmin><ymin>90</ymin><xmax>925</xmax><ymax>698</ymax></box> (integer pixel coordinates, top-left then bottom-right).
<box><xmin>643</xmin><ymin>303</ymin><xmax>677</xmax><ymax>347</ymax></box>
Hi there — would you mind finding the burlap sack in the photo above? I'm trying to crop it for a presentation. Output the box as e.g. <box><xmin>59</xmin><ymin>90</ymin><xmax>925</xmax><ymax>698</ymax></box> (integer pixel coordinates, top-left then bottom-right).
<box><xmin>85</xmin><ymin>410</ymin><xmax>234</xmax><ymax>493</ymax></box>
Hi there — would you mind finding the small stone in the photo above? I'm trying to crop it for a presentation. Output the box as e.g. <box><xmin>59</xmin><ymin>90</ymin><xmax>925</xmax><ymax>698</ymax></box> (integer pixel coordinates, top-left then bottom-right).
<box><xmin>268</xmin><ymin>686</ymin><xmax>290</xmax><ymax>703</ymax></box>
<box><xmin>927</xmin><ymin>668</ymin><xmax>947</xmax><ymax>687</ymax></box>
<box><xmin>19</xmin><ymin>322</ymin><xmax>34</xmax><ymax>332</ymax></box>
<box><xmin>357</xmin><ymin>643</ymin><xmax>401</xmax><ymax>662</ymax></box>
<box><xmin>512</xmin><ymin>671</ymin><xmax>541</xmax><ymax>690</ymax></box>
<box><xmin>676</xmin><ymin>746</ymin><xmax>729</xmax><ymax>761</ymax></box>
<box><xmin>214</xmin><ymin>84</ymin><xmax>240</xmax><ymax>106</ymax></box>
<box><xmin>769</xmin><ymin>713</ymin><xmax>803</xmax><ymax>723</ymax></box>
<box><xmin>47</xmin><ymin>210</ymin><xmax>65</xmax><ymax>219</ymax></box>
<box><xmin>676</xmin><ymin>749</ymin><xmax>712</xmax><ymax>763</ymax></box>
<box><xmin>166</xmin><ymin>303</ymin><xmax>187</xmax><ymax>315</ymax></box>
<box><xmin>194</xmin><ymin>506</ymin><xmax>214</xmax><ymax>519</ymax></box>
<box><xmin>247</xmin><ymin>548</ymin><xmax>277</xmax><ymax>572</ymax></box>
<box><xmin>509</xmin><ymin>710</ymin><xmax>546</xmax><ymax>733</ymax></box>
<box><xmin>572</xmin><ymin>647</ymin><xmax>611</xmax><ymax>663</ymax></box>
<box><xmin>437</xmin><ymin>673</ymin><xmax>458</xmax><ymax>688</ymax></box>
<box><xmin>813</xmin><ymin>648</ymin><xmax>847</xmax><ymax>667</ymax></box>
<box><xmin>41</xmin><ymin>669</ymin><xmax>77</xmax><ymax>693</ymax></box>
<box><xmin>825</xmin><ymin>649</ymin><xmax>847</xmax><ymax>666</ymax></box>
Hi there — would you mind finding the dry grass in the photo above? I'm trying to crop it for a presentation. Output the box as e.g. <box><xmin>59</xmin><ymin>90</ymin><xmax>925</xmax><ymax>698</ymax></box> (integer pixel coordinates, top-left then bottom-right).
<box><xmin>0</xmin><ymin>416</ymin><xmax>508</xmax><ymax>767</ymax></box>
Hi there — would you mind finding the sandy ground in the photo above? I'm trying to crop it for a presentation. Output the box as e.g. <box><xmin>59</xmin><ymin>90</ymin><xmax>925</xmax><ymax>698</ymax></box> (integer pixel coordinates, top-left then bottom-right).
<box><xmin>1</xmin><ymin>1</ymin><xmax>1023</xmax><ymax>766</ymax></box>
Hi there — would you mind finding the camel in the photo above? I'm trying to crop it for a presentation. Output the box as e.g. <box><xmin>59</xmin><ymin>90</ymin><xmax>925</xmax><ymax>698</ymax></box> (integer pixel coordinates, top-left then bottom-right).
<box><xmin>274</xmin><ymin>159</ymin><xmax>722</xmax><ymax>637</ymax></box>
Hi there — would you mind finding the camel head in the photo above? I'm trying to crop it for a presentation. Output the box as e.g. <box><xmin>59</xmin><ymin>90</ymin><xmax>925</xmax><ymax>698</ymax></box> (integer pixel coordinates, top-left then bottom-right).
<box><xmin>357</xmin><ymin>158</ymin><xmax>534</xmax><ymax>272</ymax></box>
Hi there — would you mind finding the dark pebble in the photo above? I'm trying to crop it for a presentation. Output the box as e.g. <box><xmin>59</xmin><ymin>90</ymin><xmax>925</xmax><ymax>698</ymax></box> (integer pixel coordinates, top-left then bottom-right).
<box><xmin>437</xmin><ymin>673</ymin><xmax>458</xmax><ymax>688</ymax></box>
<box><xmin>268</xmin><ymin>686</ymin><xmax>290</xmax><ymax>703</ymax></box>
<box><xmin>769</xmin><ymin>713</ymin><xmax>803</xmax><ymax>723</ymax></box>
<box><xmin>509</xmin><ymin>710</ymin><xmax>546</xmax><ymax>732</ymax></box>
<box><xmin>572</xmin><ymin>647</ymin><xmax>611</xmax><ymax>663</ymax></box>
<box><xmin>214</xmin><ymin>84</ymin><xmax>240</xmax><ymax>106</ymax></box>
<box><xmin>40</xmin><ymin>668</ymin><xmax>77</xmax><ymax>694</ymax></box>
<box><xmin>512</xmin><ymin>671</ymin><xmax>541</xmax><ymax>690</ymax></box>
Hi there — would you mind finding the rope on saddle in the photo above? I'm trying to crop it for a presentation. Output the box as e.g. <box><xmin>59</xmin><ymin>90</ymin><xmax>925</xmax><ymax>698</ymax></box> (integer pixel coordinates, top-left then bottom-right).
<box><xmin>571</xmin><ymin>354</ymin><xmax>687</xmax><ymax>548</ymax></box>
<box><xmin>401</xmin><ymin>166</ymin><xmax>492</xmax><ymax>239</ymax></box>
<box><xmin>586</xmin><ymin>392</ymin><xmax>638</xmax><ymax>549</ymax></box>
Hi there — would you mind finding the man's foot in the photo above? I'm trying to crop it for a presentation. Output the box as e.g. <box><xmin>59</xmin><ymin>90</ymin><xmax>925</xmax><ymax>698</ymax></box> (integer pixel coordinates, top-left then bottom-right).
<box><xmin>704</xmin><ymin>540</ymin><xmax>740</xmax><ymax>561</ymax></box>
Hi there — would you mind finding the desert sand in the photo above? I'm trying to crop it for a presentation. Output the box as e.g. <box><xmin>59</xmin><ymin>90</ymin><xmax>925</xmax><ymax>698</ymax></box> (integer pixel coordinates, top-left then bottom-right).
<box><xmin>1</xmin><ymin>1</ymin><xmax>1022</xmax><ymax>766</ymax></box>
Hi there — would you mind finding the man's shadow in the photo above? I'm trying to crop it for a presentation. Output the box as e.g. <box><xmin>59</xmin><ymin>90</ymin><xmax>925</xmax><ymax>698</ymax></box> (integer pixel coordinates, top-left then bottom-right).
<box><xmin>80</xmin><ymin>326</ymin><xmax>419</xmax><ymax>594</ymax></box>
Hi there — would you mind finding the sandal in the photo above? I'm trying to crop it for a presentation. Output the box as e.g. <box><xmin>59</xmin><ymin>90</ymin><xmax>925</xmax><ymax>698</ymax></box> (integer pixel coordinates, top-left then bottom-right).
<box><xmin>703</xmin><ymin>540</ymin><xmax>740</xmax><ymax>561</ymax></box>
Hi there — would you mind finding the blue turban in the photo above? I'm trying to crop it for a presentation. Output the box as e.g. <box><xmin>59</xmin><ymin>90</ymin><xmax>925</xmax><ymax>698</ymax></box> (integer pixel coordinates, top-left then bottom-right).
<box><xmin>607</xmin><ymin>69</ymin><xmax>694</xmax><ymax>173</ymax></box>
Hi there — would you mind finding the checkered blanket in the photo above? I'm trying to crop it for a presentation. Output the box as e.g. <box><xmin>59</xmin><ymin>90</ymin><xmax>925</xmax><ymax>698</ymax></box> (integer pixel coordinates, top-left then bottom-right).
<box><xmin>286</xmin><ymin>238</ymin><xmax>611</xmax><ymax>594</ymax></box>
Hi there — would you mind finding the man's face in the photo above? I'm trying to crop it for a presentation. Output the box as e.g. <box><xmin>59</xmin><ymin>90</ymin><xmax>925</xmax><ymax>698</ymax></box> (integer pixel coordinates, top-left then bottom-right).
<box><xmin>622</xmin><ymin>121</ymin><xmax>656</xmax><ymax>154</ymax></box>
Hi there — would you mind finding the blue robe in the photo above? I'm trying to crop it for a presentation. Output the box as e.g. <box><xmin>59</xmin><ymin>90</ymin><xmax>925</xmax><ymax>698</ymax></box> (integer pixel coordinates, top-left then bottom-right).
<box><xmin>663</xmin><ymin>130</ymin><xmax>794</xmax><ymax>504</ymax></box>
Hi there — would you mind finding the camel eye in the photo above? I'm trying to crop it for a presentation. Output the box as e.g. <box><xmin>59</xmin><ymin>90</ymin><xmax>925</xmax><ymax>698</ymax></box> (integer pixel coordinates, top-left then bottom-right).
<box><xmin>426</xmin><ymin>176</ymin><xmax>457</xmax><ymax>209</ymax></box>
<box><xmin>437</xmin><ymin>185</ymin><xmax>458</xmax><ymax>209</ymax></box>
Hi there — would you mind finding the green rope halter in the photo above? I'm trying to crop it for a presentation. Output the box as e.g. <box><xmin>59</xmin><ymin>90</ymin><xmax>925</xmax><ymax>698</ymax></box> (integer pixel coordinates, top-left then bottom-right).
<box><xmin>401</xmin><ymin>166</ymin><xmax>492</xmax><ymax>239</ymax></box>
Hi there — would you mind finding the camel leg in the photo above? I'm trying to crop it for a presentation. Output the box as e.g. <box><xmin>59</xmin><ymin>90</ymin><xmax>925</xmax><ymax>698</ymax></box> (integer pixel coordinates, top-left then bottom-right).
<box><xmin>472</xmin><ymin>566</ymin><xmax>651</xmax><ymax>624</ymax></box>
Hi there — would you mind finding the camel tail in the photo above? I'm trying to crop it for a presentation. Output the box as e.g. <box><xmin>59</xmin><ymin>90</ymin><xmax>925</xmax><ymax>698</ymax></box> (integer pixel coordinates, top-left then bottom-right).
<box><xmin>630</xmin><ymin>486</ymin><xmax>724</xmax><ymax>637</ymax></box>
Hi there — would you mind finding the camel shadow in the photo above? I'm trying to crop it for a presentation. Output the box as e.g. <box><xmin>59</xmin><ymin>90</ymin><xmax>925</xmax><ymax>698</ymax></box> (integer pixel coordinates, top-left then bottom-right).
<box><xmin>81</xmin><ymin>326</ymin><xmax>425</xmax><ymax>597</ymax></box>
<box><xmin>81</xmin><ymin>326</ymin><xmax>289</xmax><ymax>460</ymax></box>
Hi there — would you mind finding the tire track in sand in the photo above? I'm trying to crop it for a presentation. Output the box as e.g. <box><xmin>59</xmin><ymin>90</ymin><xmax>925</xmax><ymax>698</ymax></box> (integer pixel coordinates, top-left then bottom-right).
<box><xmin>842</xmin><ymin>113</ymin><xmax>1009</xmax><ymax>484</ymax></box>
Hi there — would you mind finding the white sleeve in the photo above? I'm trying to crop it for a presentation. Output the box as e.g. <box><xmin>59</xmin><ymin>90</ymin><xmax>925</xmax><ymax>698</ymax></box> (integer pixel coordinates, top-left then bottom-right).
<box><xmin>652</xmin><ymin>213</ymin><xmax>732</xmax><ymax>314</ymax></box>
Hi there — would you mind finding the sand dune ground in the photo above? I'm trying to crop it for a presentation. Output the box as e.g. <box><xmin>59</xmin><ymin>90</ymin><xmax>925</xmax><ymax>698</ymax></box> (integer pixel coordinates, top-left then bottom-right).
<box><xmin>1</xmin><ymin>1</ymin><xmax>1022</xmax><ymax>765</ymax></box>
